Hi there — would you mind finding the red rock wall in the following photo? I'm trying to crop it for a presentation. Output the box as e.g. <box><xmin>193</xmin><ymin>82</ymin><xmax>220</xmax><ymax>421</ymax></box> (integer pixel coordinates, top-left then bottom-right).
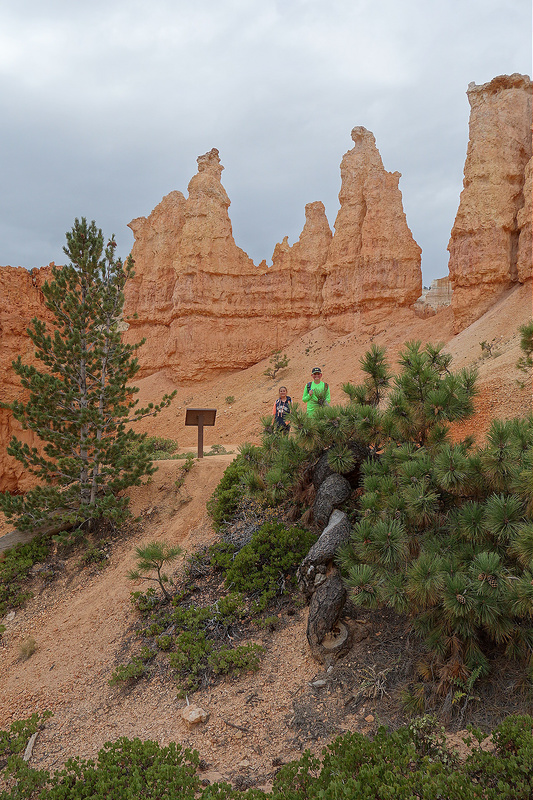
<box><xmin>448</xmin><ymin>74</ymin><xmax>532</xmax><ymax>332</ymax></box>
<box><xmin>0</xmin><ymin>265</ymin><xmax>53</xmax><ymax>492</ymax></box>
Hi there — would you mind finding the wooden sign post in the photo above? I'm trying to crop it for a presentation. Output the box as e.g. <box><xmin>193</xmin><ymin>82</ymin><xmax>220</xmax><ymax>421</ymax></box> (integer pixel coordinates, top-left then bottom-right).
<box><xmin>184</xmin><ymin>408</ymin><xmax>217</xmax><ymax>458</ymax></box>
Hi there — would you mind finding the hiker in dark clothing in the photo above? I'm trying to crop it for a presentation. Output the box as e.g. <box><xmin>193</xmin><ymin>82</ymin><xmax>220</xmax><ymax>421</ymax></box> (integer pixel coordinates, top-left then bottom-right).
<box><xmin>273</xmin><ymin>386</ymin><xmax>292</xmax><ymax>433</ymax></box>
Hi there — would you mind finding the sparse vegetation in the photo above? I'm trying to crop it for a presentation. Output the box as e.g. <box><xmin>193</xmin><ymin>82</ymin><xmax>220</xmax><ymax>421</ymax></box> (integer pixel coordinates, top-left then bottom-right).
<box><xmin>127</xmin><ymin>541</ymin><xmax>182</xmax><ymax>601</ymax></box>
<box><xmin>18</xmin><ymin>637</ymin><xmax>37</xmax><ymax>661</ymax></box>
<box><xmin>516</xmin><ymin>320</ymin><xmax>533</xmax><ymax>385</ymax></box>
<box><xmin>225</xmin><ymin>395</ymin><xmax>235</xmax><ymax>405</ymax></box>
<box><xmin>1</xmin><ymin>713</ymin><xmax>532</xmax><ymax>798</ymax></box>
<box><xmin>0</xmin><ymin>537</ymin><xmax>51</xmax><ymax>616</ymax></box>
<box><xmin>263</xmin><ymin>350</ymin><xmax>290</xmax><ymax>380</ymax></box>
<box><xmin>115</xmin><ymin>520</ymin><xmax>312</xmax><ymax>694</ymax></box>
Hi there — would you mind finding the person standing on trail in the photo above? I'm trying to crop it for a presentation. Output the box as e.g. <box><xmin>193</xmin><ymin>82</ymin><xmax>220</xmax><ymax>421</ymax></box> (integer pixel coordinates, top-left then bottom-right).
<box><xmin>272</xmin><ymin>386</ymin><xmax>292</xmax><ymax>433</ymax></box>
<box><xmin>302</xmin><ymin>367</ymin><xmax>330</xmax><ymax>417</ymax></box>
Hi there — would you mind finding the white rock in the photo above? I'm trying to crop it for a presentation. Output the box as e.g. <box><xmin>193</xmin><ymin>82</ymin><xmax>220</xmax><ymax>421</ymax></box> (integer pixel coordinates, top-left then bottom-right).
<box><xmin>181</xmin><ymin>705</ymin><xmax>209</xmax><ymax>725</ymax></box>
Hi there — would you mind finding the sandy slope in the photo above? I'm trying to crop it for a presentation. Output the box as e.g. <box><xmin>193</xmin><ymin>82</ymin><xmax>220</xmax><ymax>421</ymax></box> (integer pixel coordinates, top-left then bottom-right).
<box><xmin>0</xmin><ymin>284</ymin><xmax>531</xmax><ymax>782</ymax></box>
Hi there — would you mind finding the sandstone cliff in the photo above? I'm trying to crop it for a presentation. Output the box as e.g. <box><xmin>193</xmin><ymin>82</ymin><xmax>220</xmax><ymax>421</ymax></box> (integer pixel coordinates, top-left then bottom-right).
<box><xmin>124</xmin><ymin>133</ymin><xmax>421</xmax><ymax>378</ymax></box>
<box><xmin>448</xmin><ymin>74</ymin><xmax>532</xmax><ymax>332</ymax></box>
<box><xmin>0</xmin><ymin>266</ymin><xmax>52</xmax><ymax>492</ymax></box>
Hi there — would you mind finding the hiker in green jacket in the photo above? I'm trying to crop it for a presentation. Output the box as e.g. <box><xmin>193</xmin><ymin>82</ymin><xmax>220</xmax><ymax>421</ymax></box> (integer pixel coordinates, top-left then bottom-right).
<box><xmin>302</xmin><ymin>367</ymin><xmax>330</xmax><ymax>417</ymax></box>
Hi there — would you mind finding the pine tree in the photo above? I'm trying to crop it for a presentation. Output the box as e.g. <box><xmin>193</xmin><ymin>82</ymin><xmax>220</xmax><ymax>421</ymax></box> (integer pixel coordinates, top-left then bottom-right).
<box><xmin>0</xmin><ymin>218</ymin><xmax>175</xmax><ymax>532</ymax></box>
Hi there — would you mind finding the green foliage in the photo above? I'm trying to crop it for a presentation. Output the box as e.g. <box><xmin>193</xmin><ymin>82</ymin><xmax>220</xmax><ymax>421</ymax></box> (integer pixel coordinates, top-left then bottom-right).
<box><xmin>108</xmin><ymin>656</ymin><xmax>148</xmax><ymax>685</ymax></box>
<box><xmin>207</xmin><ymin>642</ymin><xmax>264</xmax><ymax>675</ymax></box>
<box><xmin>225</xmin><ymin>395</ymin><xmax>235</xmax><ymax>405</ymax></box>
<box><xmin>206</xmin><ymin>454</ymin><xmax>248</xmax><ymax>530</ymax></box>
<box><xmin>516</xmin><ymin>320</ymin><xmax>533</xmax><ymax>387</ymax></box>
<box><xmin>263</xmin><ymin>350</ymin><xmax>290</xmax><ymax>380</ymax></box>
<box><xmin>342</xmin><ymin>344</ymin><xmax>391</xmax><ymax>407</ymax></box>
<box><xmin>1</xmin><ymin>713</ymin><xmax>532</xmax><ymax>799</ymax></box>
<box><xmin>0</xmin><ymin>218</ymin><xmax>175</xmax><ymax>533</ymax></box>
<box><xmin>142</xmin><ymin>436</ymin><xmax>180</xmax><ymax>460</ymax></box>
<box><xmin>0</xmin><ymin>537</ymin><xmax>51</xmax><ymax>615</ymax></box>
<box><xmin>127</xmin><ymin>541</ymin><xmax>182</xmax><ymax>601</ymax></box>
<box><xmin>342</xmin><ymin>413</ymin><xmax>533</xmax><ymax>679</ymax></box>
<box><xmin>224</xmin><ymin>522</ymin><xmax>316</xmax><ymax>610</ymax></box>
<box><xmin>0</xmin><ymin>731</ymin><xmax>200</xmax><ymax>800</ymax></box>
<box><xmin>126</xmin><ymin>584</ymin><xmax>263</xmax><ymax>694</ymax></box>
<box><xmin>0</xmin><ymin>712</ymin><xmax>52</xmax><ymax>758</ymax></box>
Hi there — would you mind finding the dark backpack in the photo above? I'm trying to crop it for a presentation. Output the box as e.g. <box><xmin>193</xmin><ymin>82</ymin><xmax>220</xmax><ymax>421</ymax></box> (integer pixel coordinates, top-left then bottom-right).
<box><xmin>307</xmin><ymin>381</ymin><xmax>328</xmax><ymax>393</ymax></box>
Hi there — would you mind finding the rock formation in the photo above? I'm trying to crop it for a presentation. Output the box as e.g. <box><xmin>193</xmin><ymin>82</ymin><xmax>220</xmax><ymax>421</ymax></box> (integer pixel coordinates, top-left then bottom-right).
<box><xmin>517</xmin><ymin>153</ymin><xmax>532</xmax><ymax>284</ymax></box>
<box><xmin>124</xmin><ymin>134</ymin><xmax>422</xmax><ymax>378</ymax></box>
<box><xmin>124</xmin><ymin>150</ymin><xmax>331</xmax><ymax>380</ymax></box>
<box><xmin>0</xmin><ymin>265</ymin><xmax>52</xmax><ymax>492</ymax></box>
<box><xmin>448</xmin><ymin>74</ymin><xmax>532</xmax><ymax>332</ymax></box>
<box><xmin>413</xmin><ymin>277</ymin><xmax>453</xmax><ymax>317</ymax></box>
<box><xmin>322</xmin><ymin>126</ymin><xmax>422</xmax><ymax>326</ymax></box>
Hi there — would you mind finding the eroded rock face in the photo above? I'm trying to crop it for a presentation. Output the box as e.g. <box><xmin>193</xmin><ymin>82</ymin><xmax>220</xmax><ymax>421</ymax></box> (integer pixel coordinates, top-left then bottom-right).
<box><xmin>322</xmin><ymin>126</ymin><xmax>422</xmax><ymax>326</ymax></box>
<box><xmin>124</xmin><ymin>150</ymin><xmax>333</xmax><ymax>379</ymax></box>
<box><xmin>517</xmin><ymin>154</ymin><xmax>532</xmax><ymax>284</ymax></box>
<box><xmin>448</xmin><ymin>74</ymin><xmax>532</xmax><ymax>332</ymax></box>
<box><xmin>0</xmin><ymin>265</ymin><xmax>53</xmax><ymax>492</ymax></box>
<box><xmin>124</xmin><ymin>135</ymin><xmax>422</xmax><ymax>378</ymax></box>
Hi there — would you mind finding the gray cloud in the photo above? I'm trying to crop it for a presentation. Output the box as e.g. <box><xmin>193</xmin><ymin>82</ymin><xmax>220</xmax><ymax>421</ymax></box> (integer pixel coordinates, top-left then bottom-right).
<box><xmin>0</xmin><ymin>0</ymin><xmax>530</xmax><ymax>284</ymax></box>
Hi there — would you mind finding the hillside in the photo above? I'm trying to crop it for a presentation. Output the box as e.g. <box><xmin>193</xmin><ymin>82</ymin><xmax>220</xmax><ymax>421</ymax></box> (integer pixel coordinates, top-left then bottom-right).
<box><xmin>0</xmin><ymin>283</ymin><xmax>531</xmax><ymax>786</ymax></box>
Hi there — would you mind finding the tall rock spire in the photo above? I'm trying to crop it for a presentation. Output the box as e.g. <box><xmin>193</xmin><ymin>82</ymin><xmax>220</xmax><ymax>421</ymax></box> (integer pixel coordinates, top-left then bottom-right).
<box><xmin>448</xmin><ymin>74</ymin><xmax>532</xmax><ymax>332</ymax></box>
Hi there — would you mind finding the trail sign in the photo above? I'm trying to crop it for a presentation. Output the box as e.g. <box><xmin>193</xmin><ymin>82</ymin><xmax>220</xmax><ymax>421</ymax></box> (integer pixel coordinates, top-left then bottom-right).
<box><xmin>184</xmin><ymin>408</ymin><xmax>217</xmax><ymax>458</ymax></box>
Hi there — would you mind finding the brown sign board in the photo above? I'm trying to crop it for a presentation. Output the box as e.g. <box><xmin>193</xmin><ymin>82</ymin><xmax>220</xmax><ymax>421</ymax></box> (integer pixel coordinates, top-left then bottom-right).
<box><xmin>185</xmin><ymin>408</ymin><xmax>217</xmax><ymax>427</ymax></box>
<box><xmin>184</xmin><ymin>408</ymin><xmax>217</xmax><ymax>458</ymax></box>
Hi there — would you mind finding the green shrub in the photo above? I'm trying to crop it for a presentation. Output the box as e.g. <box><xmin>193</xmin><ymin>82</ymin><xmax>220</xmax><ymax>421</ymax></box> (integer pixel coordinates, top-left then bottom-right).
<box><xmin>0</xmin><ymin>712</ymin><xmax>52</xmax><ymax>759</ymax></box>
<box><xmin>109</xmin><ymin>656</ymin><xmax>148</xmax><ymax>685</ymax></box>
<box><xmin>143</xmin><ymin>436</ymin><xmax>180</xmax><ymax>460</ymax></box>
<box><xmin>208</xmin><ymin>642</ymin><xmax>264</xmax><ymax>674</ymax></box>
<box><xmin>0</xmin><ymin>537</ymin><xmax>51</xmax><ymax>615</ymax></box>
<box><xmin>206</xmin><ymin>455</ymin><xmax>248</xmax><ymax>530</ymax></box>
<box><xmin>224</xmin><ymin>522</ymin><xmax>316</xmax><ymax>609</ymax></box>
<box><xmin>1</xmin><ymin>713</ymin><xmax>532</xmax><ymax>798</ymax></box>
<box><xmin>208</xmin><ymin>541</ymin><xmax>237</xmax><ymax>571</ymax></box>
<box><xmin>340</xmin><ymin>415</ymin><xmax>533</xmax><ymax>678</ymax></box>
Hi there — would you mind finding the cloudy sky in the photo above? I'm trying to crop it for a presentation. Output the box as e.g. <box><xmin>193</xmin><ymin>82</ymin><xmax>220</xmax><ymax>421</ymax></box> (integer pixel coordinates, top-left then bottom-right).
<box><xmin>1</xmin><ymin>0</ymin><xmax>530</xmax><ymax>285</ymax></box>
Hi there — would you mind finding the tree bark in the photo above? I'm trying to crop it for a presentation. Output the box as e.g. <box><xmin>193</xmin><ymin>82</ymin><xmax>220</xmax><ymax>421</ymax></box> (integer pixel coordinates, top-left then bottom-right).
<box><xmin>298</xmin><ymin>509</ymin><xmax>351</xmax><ymax>599</ymax></box>
<box><xmin>306</xmin><ymin>568</ymin><xmax>350</xmax><ymax>664</ymax></box>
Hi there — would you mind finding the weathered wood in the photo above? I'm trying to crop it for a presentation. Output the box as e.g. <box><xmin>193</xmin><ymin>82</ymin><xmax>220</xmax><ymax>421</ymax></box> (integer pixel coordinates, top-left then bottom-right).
<box><xmin>298</xmin><ymin>510</ymin><xmax>351</xmax><ymax>599</ymax></box>
<box><xmin>0</xmin><ymin>518</ymin><xmax>75</xmax><ymax>554</ymax></box>
<box><xmin>23</xmin><ymin>732</ymin><xmax>38</xmax><ymax>762</ymax></box>
<box><xmin>306</xmin><ymin>569</ymin><xmax>349</xmax><ymax>664</ymax></box>
<box><xmin>313</xmin><ymin>474</ymin><xmax>351</xmax><ymax>527</ymax></box>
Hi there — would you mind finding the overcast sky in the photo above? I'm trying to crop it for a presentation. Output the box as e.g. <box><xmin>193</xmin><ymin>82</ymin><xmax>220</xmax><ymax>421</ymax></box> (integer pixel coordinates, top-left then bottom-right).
<box><xmin>1</xmin><ymin>0</ymin><xmax>530</xmax><ymax>286</ymax></box>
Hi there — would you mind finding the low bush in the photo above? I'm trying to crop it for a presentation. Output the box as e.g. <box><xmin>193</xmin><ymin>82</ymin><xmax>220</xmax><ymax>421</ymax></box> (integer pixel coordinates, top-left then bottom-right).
<box><xmin>206</xmin><ymin>455</ymin><xmax>248</xmax><ymax>530</ymax></box>
<box><xmin>224</xmin><ymin>522</ymin><xmax>316</xmax><ymax>610</ymax></box>
<box><xmin>0</xmin><ymin>537</ymin><xmax>51</xmax><ymax>616</ymax></box>
<box><xmin>143</xmin><ymin>436</ymin><xmax>180</xmax><ymax>460</ymax></box>
<box><xmin>1</xmin><ymin>714</ymin><xmax>532</xmax><ymax>799</ymax></box>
